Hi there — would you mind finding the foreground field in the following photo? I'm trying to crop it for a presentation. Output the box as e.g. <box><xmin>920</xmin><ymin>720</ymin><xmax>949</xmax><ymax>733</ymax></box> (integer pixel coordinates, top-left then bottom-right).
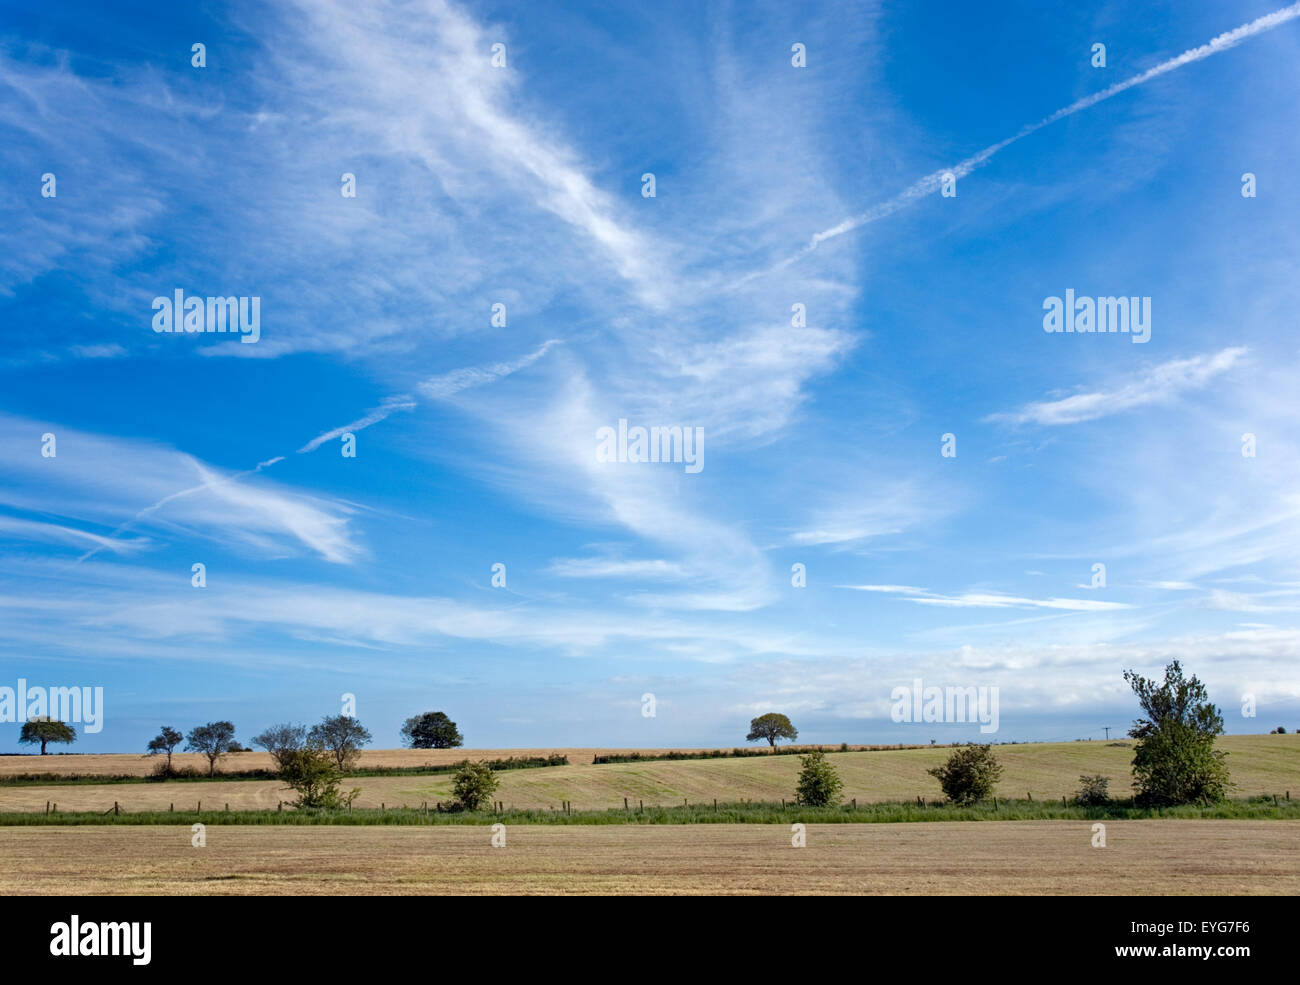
<box><xmin>3</xmin><ymin>820</ymin><xmax>1296</xmax><ymax>895</ymax></box>
<box><xmin>4</xmin><ymin>734</ymin><xmax>1295</xmax><ymax>814</ymax></box>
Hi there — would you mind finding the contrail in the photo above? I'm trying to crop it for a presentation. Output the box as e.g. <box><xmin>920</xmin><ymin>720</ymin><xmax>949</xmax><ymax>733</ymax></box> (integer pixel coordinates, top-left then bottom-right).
<box><xmin>779</xmin><ymin>3</ymin><xmax>1300</xmax><ymax>269</ymax></box>
<box><xmin>297</xmin><ymin>395</ymin><xmax>417</xmax><ymax>453</ymax></box>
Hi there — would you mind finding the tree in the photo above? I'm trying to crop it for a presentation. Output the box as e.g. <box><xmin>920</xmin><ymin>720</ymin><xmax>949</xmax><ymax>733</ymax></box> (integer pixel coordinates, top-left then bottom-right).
<box><xmin>746</xmin><ymin>713</ymin><xmax>798</xmax><ymax>749</ymax></box>
<box><xmin>400</xmin><ymin>711</ymin><xmax>463</xmax><ymax>749</ymax></box>
<box><xmin>185</xmin><ymin>721</ymin><xmax>237</xmax><ymax>777</ymax></box>
<box><xmin>279</xmin><ymin>747</ymin><xmax>359</xmax><ymax>810</ymax></box>
<box><xmin>450</xmin><ymin>760</ymin><xmax>499</xmax><ymax>812</ymax></box>
<box><xmin>146</xmin><ymin>726</ymin><xmax>184</xmax><ymax>772</ymax></box>
<box><xmin>252</xmin><ymin>723</ymin><xmax>307</xmax><ymax>771</ymax></box>
<box><xmin>20</xmin><ymin>718</ymin><xmax>75</xmax><ymax>755</ymax></box>
<box><xmin>1123</xmin><ymin>661</ymin><xmax>1230</xmax><ymax>806</ymax></box>
<box><xmin>308</xmin><ymin>715</ymin><xmax>372</xmax><ymax>771</ymax></box>
<box><xmin>795</xmin><ymin>749</ymin><xmax>843</xmax><ymax>807</ymax></box>
<box><xmin>928</xmin><ymin>743</ymin><xmax>1003</xmax><ymax>805</ymax></box>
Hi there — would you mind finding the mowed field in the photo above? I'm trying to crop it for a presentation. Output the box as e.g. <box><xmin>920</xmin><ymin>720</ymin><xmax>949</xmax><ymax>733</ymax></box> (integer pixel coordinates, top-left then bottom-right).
<box><xmin>2</xmin><ymin>734</ymin><xmax>1296</xmax><ymax>814</ymax></box>
<box><xmin>3</xmin><ymin>820</ymin><xmax>1296</xmax><ymax>895</ymax></box>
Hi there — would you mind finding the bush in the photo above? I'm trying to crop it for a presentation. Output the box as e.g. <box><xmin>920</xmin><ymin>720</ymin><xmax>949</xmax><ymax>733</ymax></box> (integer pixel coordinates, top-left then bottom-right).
<box><xmin>148</xmin><ymin>760</ymin><xmax>173</xmax><ymax>781</ymax></box>
<box><xmin>279</xmin><ymin>748</ymin><xmax>359</xmax><ymax>809</ymax></box>
<box><xmin>795</xmin><ymin>750</ymin><xmax>843</xmax><ymax>807</ymax></box>
<box><xmin>450</xmin><ymin>761</ymin><xmax>500</xmax><ymax>812</ymax></box>
<box><xmin>1074</xmin><ymin>774</ymin><xmax>1111</xmax><ymax>806</ymax></box>
<box><xmin>1273</xmin><ymin>726</ymin><xmax>1287</xmax><ymax>734</ymax></box>
<box><xmin>145</xmin><ymin>762</ymin><xmax>200</xmax><ymax>782</ymax></box>
<box><xmin>927</xmin><ymin>743</ymin><xmax>1003</xmax><ymax>805</ymax></box>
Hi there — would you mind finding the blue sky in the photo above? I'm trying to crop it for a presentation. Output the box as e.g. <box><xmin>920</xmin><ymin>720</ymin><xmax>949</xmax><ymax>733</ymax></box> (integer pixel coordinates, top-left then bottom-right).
<box><xmin>2</xmin><ymin>0</ymin><xmax>1299</xmax><ymax>753</ymax></box>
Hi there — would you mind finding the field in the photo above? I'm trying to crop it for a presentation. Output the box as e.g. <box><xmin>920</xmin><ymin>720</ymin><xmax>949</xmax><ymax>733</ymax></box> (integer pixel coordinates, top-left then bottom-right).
<box><xmin>4</xmin><ymin>820</ymin><xmax>1296</xmax><ymax>895</ymax></box>
<box><xmin>3</xmin><ymin>734</ymin><xmax>1296</xmax><ymax>814</ymax></box>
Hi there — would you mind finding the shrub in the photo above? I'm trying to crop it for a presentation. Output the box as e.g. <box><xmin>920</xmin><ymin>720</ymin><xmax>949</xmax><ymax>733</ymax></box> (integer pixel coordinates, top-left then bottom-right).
<box><xmin>927</xmin><ymin>743</ymin><xmax>1003</xmax><ymax>805</ymax></box>
<box><xmin>148</xmin><ymin>760</ymin><xmax>175</xmax><ymax>781</ymax></box>
<box><xmin>450</xmin><ymin>761</ymin><xmax>500</xmax><ymax>812</ymax></box>
<box><xmin>1273</xmin><ymin>726</ymin><xmax>1287</xmax><ymax>734</ymax></box>
<box><xmin>795</xmin><ymin>750</ymin><xmax>843</xmax><ymax>807</ymax></box>
<box><xmin>1074</xmin><ymin>774</ymin><xmax>1111</xmax><ymax>806</ymax></box>
<box><xmin>279</xmin><ymin>747</ymin><xmax>358</xmax><ymax>809</ymax></box>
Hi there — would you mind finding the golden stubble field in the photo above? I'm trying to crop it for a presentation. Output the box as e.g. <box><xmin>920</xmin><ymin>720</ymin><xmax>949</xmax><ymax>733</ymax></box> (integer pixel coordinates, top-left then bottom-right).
<box><xmin>3</xmin><ymin>820</ymin><xmax>1296</xmax><ymax>895</ymax></box>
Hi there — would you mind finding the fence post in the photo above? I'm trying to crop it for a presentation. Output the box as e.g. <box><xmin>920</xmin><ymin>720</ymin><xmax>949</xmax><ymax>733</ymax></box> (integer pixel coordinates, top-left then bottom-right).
<box><xmin>1027</xmin><ymin>792</ymin><xmax>1032</xmax><ymax>801</ymax></box>
<box><xmin>114</xmin><ymin>801</ymin><xmax>119</xmax><ymax>816</ymax></box>
<box><xmin>851</xmin><ymin>798</ymin><xmax>856</xmax><ymax>809</ymax></box>
<box><xmin>169</xmin><ymin>803</ymin><xmax>173</xmax><ymax>813</ymax></box>
<box><xmin>1062</xmin><ymin>796</ymin><xmax>1067</xmax><ymax>807</ymax></box>
<box><xmin>45</xmin><ymin>801</ymin><xmax>49</xmax><ymax>815</ymax></box>
<box><xmin>225</xmin><ymin>803</ymin><xmax>229</xmax><ymax>813</ymax></box>
<box><xmin>624</xmin><ymin>797</ymin><xmax>628</xmax><ymax>810</ymax></box>
<box><xmin>639</xmin><ymin>799</ymin><xmax>643</xmax><ymax>813</ymax></box>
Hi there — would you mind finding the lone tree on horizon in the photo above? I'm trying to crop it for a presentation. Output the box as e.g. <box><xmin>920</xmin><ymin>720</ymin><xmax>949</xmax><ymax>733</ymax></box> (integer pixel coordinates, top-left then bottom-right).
<box><xmin>401</xmin><ymin>711</ymin><xmax>463</xmax><ymax>749</ymax></box>
<box><xmin>20</xmin><ymin>717</ymin><xmax>76</xmax><ymax>755</ymax></box>
<box><xmin>146</xmin><ymin>725</ymin><xmax>184</xmax><ymax>771</ymax></box>
<box><xmin>746</xmin><ymin>712</ymin><xmax>798</xmax><ymax>749</ymax></box>
<box><xmin>186</xmin><ymin>721</ymin><xmax>237</xmax><ymax>776</ymax></box>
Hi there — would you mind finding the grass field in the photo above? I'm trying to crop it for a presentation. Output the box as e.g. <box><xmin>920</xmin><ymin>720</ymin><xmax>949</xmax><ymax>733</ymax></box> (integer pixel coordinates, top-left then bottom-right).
<box><xmin>3</xmin><ymin>820</ymin><xmax>1296</xmax><ymax>895</ymax></box>
<box><xmin>4</xmin><ymin>734</ymin><xmax>1295</xmax><ymax>815</ymax></box>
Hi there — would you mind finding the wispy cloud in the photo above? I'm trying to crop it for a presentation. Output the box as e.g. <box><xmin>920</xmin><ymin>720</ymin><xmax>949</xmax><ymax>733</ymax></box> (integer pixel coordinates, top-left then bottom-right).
<box><xmin>547</xmin><ymin>557</ymin><xmax>689</xmax><ymax>580</ymax></box>
<box><xmin>841</xmin><ymin>583</ymin><xmax>1131</xmax><ymax>612</ymax></box>
<box><xmin>0</xmin><ymin>413</ymin><xmax>363</xmax><ymax>564</ymax></box>
<box><xmin>987</xmin><ymin>348</ymin><xmax>1246</xmax><ymax>426</ymax></box>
